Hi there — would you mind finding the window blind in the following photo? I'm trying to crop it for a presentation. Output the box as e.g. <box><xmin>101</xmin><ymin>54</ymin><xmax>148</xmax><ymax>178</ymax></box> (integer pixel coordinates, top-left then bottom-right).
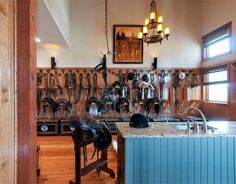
<box><xmin>203</xmin><ymin>65</ymin><xmax>228</xmax><ymax>85</ymax></box>
<box><xmin>203</xmin><ymin>22</ymin><xmax>231</xmax><ymax>46</ymax></box>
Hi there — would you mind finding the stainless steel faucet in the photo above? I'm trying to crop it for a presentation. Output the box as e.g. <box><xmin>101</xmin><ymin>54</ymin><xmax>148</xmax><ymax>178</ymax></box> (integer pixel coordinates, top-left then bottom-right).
<box><xmin>185</xmin><ymin>107</ymin><xmax>207</xmax><ymax>132</ymax></box>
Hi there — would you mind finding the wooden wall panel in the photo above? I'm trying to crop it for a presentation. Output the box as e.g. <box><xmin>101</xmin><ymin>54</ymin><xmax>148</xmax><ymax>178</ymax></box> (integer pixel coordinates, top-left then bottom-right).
<box><xmin>36</xmin><ymin>67</ymin><xmax>201</xmax><ymax>120</ymax></box>
<box><xmin>0</xmin><ymin>1</ymin><xmax>16</xmax><ymax>183</ymax></box>
<box><xmin>17</xmin><ymin>0</ymin><xmax>37</xmax><ymax>183</ymax></box>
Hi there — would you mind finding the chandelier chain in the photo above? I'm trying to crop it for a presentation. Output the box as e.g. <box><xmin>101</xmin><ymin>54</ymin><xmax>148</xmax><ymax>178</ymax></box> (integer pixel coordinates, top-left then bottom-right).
<box><xmin>104</xmin><ymin>0</ymin><xmax>110</xmax><ymax>53</ymax></box>
<box><xmin>105</xmin><ymin>0</ymin><xmax>108</xmax><ymax>34</ymax></box>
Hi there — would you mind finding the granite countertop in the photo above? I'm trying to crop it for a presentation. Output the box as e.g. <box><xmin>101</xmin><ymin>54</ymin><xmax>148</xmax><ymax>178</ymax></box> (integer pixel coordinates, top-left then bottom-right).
<box><xmin>116</xmin><ymin>121</ymin><xmax>236</xmax><ymax>138</ymax></box>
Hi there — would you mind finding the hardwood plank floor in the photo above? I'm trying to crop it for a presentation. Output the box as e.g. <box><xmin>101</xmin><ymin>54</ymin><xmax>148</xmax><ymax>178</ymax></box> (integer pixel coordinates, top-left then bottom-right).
<box><xmin>37</xmin><ymin>136</ymin><xmax>117</xmax><ymax>184</ymax></box>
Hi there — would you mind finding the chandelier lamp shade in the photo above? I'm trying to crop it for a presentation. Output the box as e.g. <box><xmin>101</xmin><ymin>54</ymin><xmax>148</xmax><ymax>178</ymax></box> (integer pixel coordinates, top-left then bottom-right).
<box><xmin>139</xmin><ymin>0</ymin><xmax>170</xmax><ymax>45</ymax></box>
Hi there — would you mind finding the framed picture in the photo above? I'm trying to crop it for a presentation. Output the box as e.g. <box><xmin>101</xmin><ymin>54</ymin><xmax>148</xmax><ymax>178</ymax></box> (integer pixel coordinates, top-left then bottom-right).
<box><xmin>113</xmin><ymin>25</ymin><xmax>143</xmax><ymax>64</ymax></box>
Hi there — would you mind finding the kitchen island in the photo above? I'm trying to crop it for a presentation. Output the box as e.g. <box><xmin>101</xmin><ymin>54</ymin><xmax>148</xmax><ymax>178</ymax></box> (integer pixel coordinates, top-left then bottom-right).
<box><xmin>116</xmin><ymin>121</ymin><xmax>236</xmax><ymax>184</ymax></box>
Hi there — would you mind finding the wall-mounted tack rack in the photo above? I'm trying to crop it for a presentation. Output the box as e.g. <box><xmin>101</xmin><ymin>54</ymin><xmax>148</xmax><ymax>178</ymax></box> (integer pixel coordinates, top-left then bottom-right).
<box><xmin>36</xmin><ymin>67</ymin><xmax>202</xmax><ymax>133</ymax></box>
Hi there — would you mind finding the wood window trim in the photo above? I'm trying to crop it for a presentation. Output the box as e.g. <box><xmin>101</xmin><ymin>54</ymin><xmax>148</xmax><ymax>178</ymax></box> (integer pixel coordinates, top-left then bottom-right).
<box><xmin>17</xmin><ymin>0</ymin><xmax>37</xmax><ymax>184</ymax></box>
<box><xmin>203</xmin><ymin>65</ymin><xmax>230</xmax><ymax>105</ymax></box>
<box><xmin>204</xmin><ymin>100</ymin><xmax>230</xmax><ymax>106</ymax></box>
<box><xmin>0</xmin><ymin>1</ymin><xmax>16</xmax><ymax>183</ymax></box>
<box><xmin>201</xmin><ymin>22</ymin><xmax>232</xmax><ymax>62</ymax></box>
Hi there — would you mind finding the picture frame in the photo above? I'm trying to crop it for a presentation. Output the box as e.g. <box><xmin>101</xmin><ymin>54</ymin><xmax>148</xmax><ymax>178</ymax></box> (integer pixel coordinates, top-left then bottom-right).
<box><xmin>113</xmin><ymin>25</ymin><xmax>143</xmax><ymax>64</ymax></box>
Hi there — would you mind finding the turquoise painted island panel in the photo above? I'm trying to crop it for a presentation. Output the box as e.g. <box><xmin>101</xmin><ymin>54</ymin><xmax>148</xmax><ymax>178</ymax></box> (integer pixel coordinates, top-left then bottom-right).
<box><xmin>125</xmin><ymin>137</ymin><xmax>236</xmax><ymax>184</ymax></box>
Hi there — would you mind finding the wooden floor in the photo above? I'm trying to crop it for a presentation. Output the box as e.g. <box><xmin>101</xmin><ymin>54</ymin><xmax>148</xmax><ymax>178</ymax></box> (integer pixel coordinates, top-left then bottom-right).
<box><xmin>37</xmin><ymin>136</ymin><xmax>117</xmax><ymax>184</ymax></box>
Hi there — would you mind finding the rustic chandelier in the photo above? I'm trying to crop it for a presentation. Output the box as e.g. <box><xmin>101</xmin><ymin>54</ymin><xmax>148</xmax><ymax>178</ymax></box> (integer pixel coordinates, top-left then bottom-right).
<box><xmin>140</xmin><ymin>0</ymin><xmax>170</xmax><ymax>45</ymax></box>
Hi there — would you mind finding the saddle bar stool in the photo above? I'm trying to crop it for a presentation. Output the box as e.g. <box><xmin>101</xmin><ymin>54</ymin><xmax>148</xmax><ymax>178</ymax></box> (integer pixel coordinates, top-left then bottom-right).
<box><xmin>69</xmin><ymin>120</ymin><xmax>115</xmax><ymax>184</ymax></box>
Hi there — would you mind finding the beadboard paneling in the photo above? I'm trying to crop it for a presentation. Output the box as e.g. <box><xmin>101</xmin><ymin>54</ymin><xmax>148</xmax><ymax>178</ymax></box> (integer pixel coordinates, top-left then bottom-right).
<box><xmin>122</xmin><ymin>136</ymin><xmax>236</xmax><ymax>184</ymax></box>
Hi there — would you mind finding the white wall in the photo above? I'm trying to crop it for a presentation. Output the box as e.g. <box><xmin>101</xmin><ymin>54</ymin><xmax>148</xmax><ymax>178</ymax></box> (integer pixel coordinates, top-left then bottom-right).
<box><xmin>37</xmin><ymin>0</ymin><xmax>202</xmax><ymax>68</ymax></box>
<box><xmin>43</xmin><ymin>0</ymin><xmax>70</xmax><ymax>45</ymax></box>
<box><xmin>201</xmin><ymin>0</ymin><xmax>236</xmax><ymax>67</ymax></box>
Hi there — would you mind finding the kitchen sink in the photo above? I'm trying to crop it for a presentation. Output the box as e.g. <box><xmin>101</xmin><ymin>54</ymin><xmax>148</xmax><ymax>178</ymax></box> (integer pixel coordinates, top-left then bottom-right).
<box><xmin>173</xmin><ymin>115</ymin><xmax>208</xmax><ymax>122</ymax></box>
<box><xmin>171</xmin><ymin>123</ymin><xmax>189</xmax><ymax>130</ymax></box>
<box><xmin>170</xmin><ymin>123</ymin><xmax>217</xmax><ymax>133</ymax></box>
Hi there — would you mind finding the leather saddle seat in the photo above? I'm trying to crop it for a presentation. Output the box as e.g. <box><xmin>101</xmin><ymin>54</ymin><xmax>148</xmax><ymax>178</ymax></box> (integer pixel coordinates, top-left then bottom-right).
<box><xmin>69</xmin><ymin>119</ymin><xmax>112</xmax><ymax>151</ymax></box>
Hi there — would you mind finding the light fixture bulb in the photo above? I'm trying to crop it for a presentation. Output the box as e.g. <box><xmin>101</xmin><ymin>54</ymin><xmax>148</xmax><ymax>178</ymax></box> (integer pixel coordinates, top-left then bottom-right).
<box><xmin>158</xmin><ymin>16</ymin><xmax>163</xmax><ymax>23</ymax></box>
<box><xmin>35</xmin><ymin>37</ymin><xmax>41</xmax><ymax>43</ymax></box>
<box><xmin>157</xmin><ymin>24</ymin><xmax>163</xmax><ymax>32</ymax></box>
<box><xmin>145</xmin><ymin>18</ymin><xmax>149</xmax><ymax>25</ymax></box>
<box><xmin>143</xmin><ymin>26</ymin><xmax>148</xmax><ymax>34</ymax></box>
<box><xmin>164</xmin><ymin>27</ymin><xmax>170</xmax><ymax>35</ymax></box>
<box><xmin>138</xmin><ymin>32</ymin><xmax>143</xmax><ymax>39</ymax></box>
<box><xmin>150</xmin><ymin>12</ymin><xmax>156</xmax><ymax>20</ymax></box>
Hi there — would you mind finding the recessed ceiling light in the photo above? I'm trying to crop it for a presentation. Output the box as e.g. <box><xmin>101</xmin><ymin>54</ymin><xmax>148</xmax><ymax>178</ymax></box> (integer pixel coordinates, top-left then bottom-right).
<box><xmin>35</xmin><ymin>37</ymin><xmax>41</xmax><ymax>43</ymax></box>
<box><xmin>42</xmin><ymin>43</ymin><xmax>62</xmax><ymax>49</ymax></box>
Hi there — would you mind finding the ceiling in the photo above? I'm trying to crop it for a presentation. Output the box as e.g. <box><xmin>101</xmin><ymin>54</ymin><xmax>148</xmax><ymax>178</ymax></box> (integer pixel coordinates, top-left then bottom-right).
<box><xmin>37</xmin><ymin>0</ymin><xmax>69</xmax><ymax>48</ymax></box>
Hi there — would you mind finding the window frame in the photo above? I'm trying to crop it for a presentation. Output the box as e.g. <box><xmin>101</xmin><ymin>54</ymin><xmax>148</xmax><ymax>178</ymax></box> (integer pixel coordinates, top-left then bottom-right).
<box><xmin>202</xmin><ymin>22</ymin><xmax>232</xmax><ymax>62</ymax></box>
<box><xmin>203</xmin><ymin>65</ymin><xmax>230</xmax><ymax>105</ymax></box>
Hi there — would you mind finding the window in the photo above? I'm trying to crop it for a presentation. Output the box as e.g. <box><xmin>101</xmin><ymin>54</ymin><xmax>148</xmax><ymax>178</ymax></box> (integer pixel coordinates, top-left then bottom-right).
<box><xmin>203</xmin><ymin>65</ymin><xmax>229</xmax><ymax>103</ymax></box>
<box><xmin>202</xmin><ymin>22</ymin><xmax>232</xmax><ymax>61</ymax></box>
